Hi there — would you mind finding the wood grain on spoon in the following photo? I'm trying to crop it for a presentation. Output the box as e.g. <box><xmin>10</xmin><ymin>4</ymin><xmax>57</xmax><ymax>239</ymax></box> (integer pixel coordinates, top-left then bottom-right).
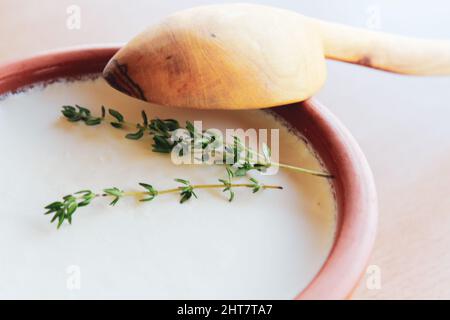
<box><xmin>103</xmin><ymin>3</ymin><xmax>450</xmax><ymax>109</ymax></box>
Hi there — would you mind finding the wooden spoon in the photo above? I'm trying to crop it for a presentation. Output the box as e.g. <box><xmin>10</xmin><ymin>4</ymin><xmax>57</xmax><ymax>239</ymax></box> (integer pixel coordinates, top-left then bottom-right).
<box><xmin>103</xmin><ymin>3</ymin><xmax>450</xmax><ymax>109</ymax></box>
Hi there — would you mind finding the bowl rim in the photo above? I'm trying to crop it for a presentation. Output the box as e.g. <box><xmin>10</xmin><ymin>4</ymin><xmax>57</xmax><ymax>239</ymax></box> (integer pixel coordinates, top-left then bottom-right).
<box><xmin>0</xmin><ymin>46</ymin><xmax>378</xmax><ymax>299</ymax></box>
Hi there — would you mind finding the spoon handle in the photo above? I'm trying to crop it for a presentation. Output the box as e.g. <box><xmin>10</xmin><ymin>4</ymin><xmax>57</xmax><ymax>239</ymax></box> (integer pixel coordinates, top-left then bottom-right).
<box><xmin>312</xmin><ymin>19</ymin><xmax>450</xmax><ymax>76</ymax></box>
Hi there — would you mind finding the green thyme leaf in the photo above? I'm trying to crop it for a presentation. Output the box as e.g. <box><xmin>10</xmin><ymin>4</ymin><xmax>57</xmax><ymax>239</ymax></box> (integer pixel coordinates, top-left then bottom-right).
<box><xmin>108</xmin><ymin>109</ymin><xmax>124</xmax><ymax>122</ymax></box>
<box><xmin>103</xmin><ymin>187</ymin><xmax>124</xmax><ymax>206</ymax></box>
<box><xmin>85</xmin><ymin>117</ymin><xmax>102</xmax><ymax>126</ymax></box>
<box><xmin>110</xmin><ymin>122</ymin><xmax>123</xmax><ymax>129</ymax></box>
<box><xmin>44</xmin><ymin>189</ymin><xmax>99</xmax><ymax>229</ymax></box>
<box><xmin>75</xmin><ymin>105</ymin><xmax>91</xmax><ymax>116</ymax></box>
<box><xmin>152</xmin><ymin>135</ymin><xmax>173</xmax><ymax>153</ymax></box>
<box><xmin>249</xmin><ymin>177</ymin><xmax>261</xmax><ymax>193</ymax></box>
<box><xmin>126</xmin><ymin>128</ymin><xmax>145</xmax><ymax>140</ymax></box>
<box><xmin>141</xmin><ymin>111</ymin><xmax>148</xmax><ymax>127</ymax></box>
<box><xmin>139</xmin><ymin>183</ymin><xmax>158</xmax><ymax>201</ymax></box>
<box><xmin>175</xmin><ymin>178</ymin><xmax>198</xmax><ymax>203</ymax></box>
<box><xmin>174</xmin><ymin>178</ymin><xmax>189</xmax><ymax>185</ymax></box>
<box><xmin>164</xmin><ymin>119</ymin><xmax>180</xmax><ymax>131</ymax></box>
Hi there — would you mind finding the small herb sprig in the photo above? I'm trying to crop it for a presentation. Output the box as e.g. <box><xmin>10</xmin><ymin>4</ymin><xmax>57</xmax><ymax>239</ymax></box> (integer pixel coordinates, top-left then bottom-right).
<box><xmin>60</xmin><ymin>105</ymin><xmax>332</xmax><ymax>178</ymax></box>
<box><xmin>45</xmin><ymin>177</ymin><xmax>283</xmax><ymax>229</ymax></box>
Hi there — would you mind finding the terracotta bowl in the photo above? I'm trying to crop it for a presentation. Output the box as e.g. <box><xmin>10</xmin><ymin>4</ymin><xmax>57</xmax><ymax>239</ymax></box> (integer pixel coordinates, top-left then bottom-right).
<box><xmin>0</xmin><ymin>47</ymin><xmax>377</xmax><ymax>299</ymax></box>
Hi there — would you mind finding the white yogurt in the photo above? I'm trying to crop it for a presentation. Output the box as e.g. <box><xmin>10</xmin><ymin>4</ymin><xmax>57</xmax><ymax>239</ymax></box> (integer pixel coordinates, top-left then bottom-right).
<box><xmin>0</xmin><ymin>77</ymin><xmax>335</xmax><ymax>299</ymax></box>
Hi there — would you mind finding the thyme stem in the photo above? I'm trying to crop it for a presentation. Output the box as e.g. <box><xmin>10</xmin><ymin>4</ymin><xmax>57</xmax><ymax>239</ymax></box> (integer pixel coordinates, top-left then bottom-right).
<box><xmin>122</xmin><ymin>183</ymin><xmax>282</xmax><ymax>197</ymax></box>
<box><xmin>273</xmin><ymin>163</ymin><xmax>332</xmax><ymax>177</ymax></box>
<box><xmin>45</xmin><ymin>178</ymin><xmax>283</xmax><ymax>229</ymax></box>
<box><xmin>60</xmin><ymin>105</ymin><xmax>332</xmax><ymax>178</ymax></box>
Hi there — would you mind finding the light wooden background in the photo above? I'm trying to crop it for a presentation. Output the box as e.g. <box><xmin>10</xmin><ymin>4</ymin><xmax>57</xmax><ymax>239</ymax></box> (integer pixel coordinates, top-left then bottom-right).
<box><xmin>1</xmin><ymin>0</ymin><xmax>450</xmax><ymax>299</ymax></box>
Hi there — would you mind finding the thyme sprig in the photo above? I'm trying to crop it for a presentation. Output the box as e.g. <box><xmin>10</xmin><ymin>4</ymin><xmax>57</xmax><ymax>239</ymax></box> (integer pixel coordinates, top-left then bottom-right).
<box><xmin>60</xmin><ymin>105</ymin><xmax>332</xmax><ymax>178</ymax></box>
<box><xmin>45</xmin><ymin>177</ymin><xmax>283</xmax><ymax>229</ymax></box>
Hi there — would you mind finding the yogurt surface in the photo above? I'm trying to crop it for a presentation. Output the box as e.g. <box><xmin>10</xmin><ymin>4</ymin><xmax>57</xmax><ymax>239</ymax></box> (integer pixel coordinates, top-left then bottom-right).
<box><xmin>0</xmin><ymin>78</ymin><xmax>335</xmax><ymax>299</ymax></box>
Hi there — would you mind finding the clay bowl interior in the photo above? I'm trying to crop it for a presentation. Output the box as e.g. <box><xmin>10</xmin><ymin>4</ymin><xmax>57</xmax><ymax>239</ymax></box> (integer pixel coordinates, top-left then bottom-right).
<box><xmin>0</xmin><ymin>47</ymin><xmax>377</xmax><ymax>299</ymax></box>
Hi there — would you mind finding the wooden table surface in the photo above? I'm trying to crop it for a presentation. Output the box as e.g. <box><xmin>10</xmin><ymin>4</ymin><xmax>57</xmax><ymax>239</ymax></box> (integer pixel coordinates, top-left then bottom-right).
<box><xmin>2</xmin><ymin>0</ymin><xmax>450</xmax><ymax>299</ymax></box>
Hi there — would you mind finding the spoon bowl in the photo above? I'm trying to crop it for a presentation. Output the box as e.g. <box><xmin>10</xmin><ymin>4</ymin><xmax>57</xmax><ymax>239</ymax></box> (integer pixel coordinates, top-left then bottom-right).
<box><xmin>104</xmin><ymin>4</ymin><xmax>326</xmax><ymax>109</ymax></box>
